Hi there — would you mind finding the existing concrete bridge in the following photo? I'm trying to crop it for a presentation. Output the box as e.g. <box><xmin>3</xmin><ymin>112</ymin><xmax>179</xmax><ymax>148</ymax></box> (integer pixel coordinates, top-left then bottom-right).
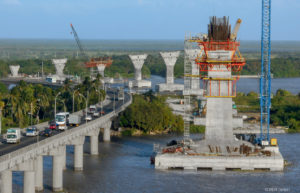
<box><xmin>0</xmin><ymin>93</ymin><xmax>132</xmax><ymax>193</ymax></box>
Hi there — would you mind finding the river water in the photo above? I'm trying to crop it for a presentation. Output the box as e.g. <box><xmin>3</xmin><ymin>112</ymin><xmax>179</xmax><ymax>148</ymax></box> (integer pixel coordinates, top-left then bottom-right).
<box><xmin>150</xmin><ymin>75</ymin><xmax>300</xmax><ymax>95</ymax></box>
<box><xmin>11</xmin><ymin>76</ymin><xmax>300</xmax><ymax>193</ymax></box>
<box><xmin>11</xmin><ymin>133</ymin><xmax>300</xmax><ymax>193</ymax></box>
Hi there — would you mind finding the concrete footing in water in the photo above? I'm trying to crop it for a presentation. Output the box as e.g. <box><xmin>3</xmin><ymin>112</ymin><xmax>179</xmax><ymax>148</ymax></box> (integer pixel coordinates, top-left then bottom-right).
<box><xmin>155</xmin><ymin>146</ymin><xmax>284</xmax><ymax>171</ymax></box>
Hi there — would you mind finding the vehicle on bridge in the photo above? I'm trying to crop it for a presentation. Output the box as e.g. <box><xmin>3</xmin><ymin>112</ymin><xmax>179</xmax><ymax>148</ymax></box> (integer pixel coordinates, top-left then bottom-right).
<box><xmin>88</xmin><ymin>105</ymin><xmax>97</xmax><ymax>114</ymax></box>
<box><xmin>40</xmin><ymin>128</ymin><xmax>54</xmax><ymax>137</ymax></box>
<box><xmin>6</xmin><ymin>128</ymin><xmax>21</xmax><ymax>144</ymax></box>
<box><xmin>85</xmin><ymin>115</ymin><xmax>92</xmax><ymax>121</ymax></box>
<box><xmin>26</xmin><ymin>126</ymin><xmax>39</xmax><ymax>137</ymax></box>
<box><xmin>49</xmin><ymin>121</ymin><xmax>57</xmax><ymax>130</ymax></box>
<box><xmin>68</xmin><ymin>114</ymin><xmax>81</xmax><ymax>126</ymax></box>
<box><xmin>55</xmin><ymin>112</ymin><xmax>70</xmax><ymax>130</ymax></box>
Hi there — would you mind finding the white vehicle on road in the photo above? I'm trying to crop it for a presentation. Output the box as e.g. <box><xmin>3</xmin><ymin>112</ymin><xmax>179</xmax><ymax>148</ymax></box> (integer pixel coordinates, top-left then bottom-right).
<box><xmin>26</xmin><ymin>126</ymin><xmax>39</xmax><ymax>136</ymax></box>
<box><xmin>88</xmin><ymin>105</ymin><xmax>97</xmax><ymax>114</ymax></box>
<box><xmin>6</xmin><ymin>128</ymin><xmax>21</xmax><ymax>144</ymax></box>
<box><xmin>85</xmin><ymin>115</ymin><xmax>92</xmax><ymax>121</ymax></box>
<box><xmin>93</xmin><ymin>111</ymin><xmax>100</xmax><ymax>117</ymax></box>
<box><xmin>55</xmin><ymin>112</ymin><xmax>70</xmax><ymax>130</ymax></box>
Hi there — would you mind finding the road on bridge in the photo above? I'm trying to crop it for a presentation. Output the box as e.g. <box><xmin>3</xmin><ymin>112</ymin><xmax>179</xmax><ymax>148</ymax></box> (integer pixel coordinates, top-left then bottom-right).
<box><xmin>0</xmin><ymin>91</ymin><xmax>130</xmax><ymax>156</ymax></box>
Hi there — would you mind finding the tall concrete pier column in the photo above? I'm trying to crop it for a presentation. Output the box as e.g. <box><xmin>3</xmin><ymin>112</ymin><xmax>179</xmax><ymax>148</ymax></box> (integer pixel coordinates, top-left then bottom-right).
<box><xmin>90</xmin><ymin>135</ymin><xmax>99</xmax><ymax>155</ymax></box>
<box><xmin>86</xmin><ymin>129</ymin><xmax>100</xmax><ymax>155</ymax></box>
<box><xmin>103</xmin><ymin>121</ymin><xmax>112</xmax><ymax>142</ymax></box>
<box><xmin>52</xmin><ymin>154</ymin><xmax>64</xmax><ymax>192</ymax></box>
<box><xmin>74</xmin><ymin>144</ymin><xmax>83</xmax><ymax>171</ymax></box>
<box><xmin>96</xmin><ymin>65</ymin><xmax>106</xmax><ymax>77</ymax></box>
<box><xmin>24</xmin><ymin>171</ymin><xmax>35</xmax><ymax>193</ymax></box>
<box><xmin>62</xmin><ymin>146</ymin><xmax>66</xmax><ymax>170</ymax></box>
<box><xmin>0</xmin><ymin>170</ymin><xmax>12</xmax><ymax>193</ymax></box>
<box><xmin>35</xmin><ymin>155</ymin><xmax>43</xmax><ymax>191</ymax></box>
<box><xmin>67</xmin><ymin>136</ymin><xmax>85</xmax><ymax>171</ymax></box>
<box><xmin>129</xmin><ymin>54</ymin><xmax>148</xmax><ymax>81</ymax></box>
<box><xmin>185</xmin><ymin>49</ymin><xmax>201</xmax><ymax>90</ymax></box>
<box><xmin>160</xmin><ymin>51</ymin><xmax>180</xmax><ymax>84</ymax></box>
<box><xmin>52</xmin><ymin>58</ymin><xmax>67</xmax><ymax>78</ymax></box>
<box><xmin>9</xmin><ymin>65</ymin><xmax>20</xmax><ymax>77</ymax></box>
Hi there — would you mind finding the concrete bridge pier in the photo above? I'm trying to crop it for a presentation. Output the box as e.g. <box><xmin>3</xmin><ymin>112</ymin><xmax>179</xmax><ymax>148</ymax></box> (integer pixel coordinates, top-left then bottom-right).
<box><xmin>34</xmin><ymin>155</ymin><xmax>43</xmax><ymax>191</ymax></box>
<box><xmin>46</xmin><ymin>146</ymin><xmax>65</xmax><ymax>192</ymax></box>
<box><xmin>103</xmin><ymin>121</ymin><xmax>112</xmax><ymax>142</ymax></box>
<box><xmin>13</xmin><ymin>160</ymin><xmax>35</xmax><ymax>193</ymax></box>
<box><xmin>68</xmin><ymin>136</ymin><xmax>85</xmax><ymax>171</ymax></box>
<box><xmin>24</xmin><ymin>170</ymin><xmax>35</xmax><ymax>193</ymax></box>
<box><xmin>62</xmin><ymin>146</ymin><xmax>67</xmax><ymax>170</ymax></box>
<box><xmin>0</xmin><ymin>170</ymin><xmax>12</xmax><ymax>193</ymax></box>
<box><xmin>86</xmin><ymin>129</ymin><xmax>100</xmax><ymax>155</ymax></box>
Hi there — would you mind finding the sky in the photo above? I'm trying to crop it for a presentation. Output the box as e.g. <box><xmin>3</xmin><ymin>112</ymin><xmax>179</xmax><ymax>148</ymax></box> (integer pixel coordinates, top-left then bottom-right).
<box><xmin>0</xmin><ymin>0</ymin><xmax>299</xmax><ymax>40</ymax></box>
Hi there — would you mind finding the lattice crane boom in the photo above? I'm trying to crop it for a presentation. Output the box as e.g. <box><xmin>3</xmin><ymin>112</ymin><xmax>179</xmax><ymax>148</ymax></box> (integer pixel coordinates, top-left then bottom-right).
<box><xmin>70</xmin><ymin>23</ymin><xmax>87</xmax><ymax>59</ymax></box>
<box><xmin>260</xmin><ymin>0</ymin><xmax>272</xmax><ymax>142</ymax></box>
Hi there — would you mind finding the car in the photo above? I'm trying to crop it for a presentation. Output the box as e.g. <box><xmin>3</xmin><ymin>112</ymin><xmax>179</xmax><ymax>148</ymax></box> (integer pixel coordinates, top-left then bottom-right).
<box><xmin>26</xmin><ymin>126</ymin><xmax>39</xmax><ymax>137</ymax></box>
<box><xmin>85</xmin><ymin>115</ymin><xmax>92</xmax><ymax>121</ymax></box>
<box><xmin>100</xmin><ymin>111</ymin><xmax>105</xmax><ymax>115</ymax></box>
<box><xmin>40</xmin><ymin>128</ymin><xmax>53</xmax><ymax>137</ymax></box>
<box><xmin>49</xmin><ymin>122</ymin><xmax>57</xmax><ymax>130</ymax></box>
<box><xmin>93</xmin><ymin>111</ymin><xmax>100</xmax><ymax>117</ymax></box>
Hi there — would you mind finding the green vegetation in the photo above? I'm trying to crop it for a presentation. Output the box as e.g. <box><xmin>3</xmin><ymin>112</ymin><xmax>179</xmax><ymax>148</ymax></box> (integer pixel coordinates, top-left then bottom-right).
<box><xmin>0</xmin><ymin>75</ymin><xmax>105</xmax><ymax>133</ymax></box>
<box><xmin>234</xmin><ymin>89</ymin><xmax>300</xmax><ymax>133</ymax></box>
<box><xmin>120</xmin><ymin>91</ymin><xmax>184</xmax><ymax>134</ymax></box>
<box><xmin>234</xmin><ymin>92</ymin><xmax>260</xmax><ymax>113</ymax></box>
<box><xmin>190</xmin><ymin>124</ymin><xmax>205</xmax><ymax>133</ymax></box>
<box><xmin>271</xmin><ymin>89</ymin><xmax>300</xmax><ymax>133</ymax></box>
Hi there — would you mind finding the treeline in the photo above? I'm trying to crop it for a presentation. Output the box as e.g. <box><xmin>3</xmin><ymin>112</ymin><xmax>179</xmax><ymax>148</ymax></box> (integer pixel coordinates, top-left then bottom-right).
<box><xmin>119</xmin><ymin>91</ymin><xmax>183</xmax><ymax>134</ymax></box>
<box><xmin>1</xmin><ymin>53</ymin><xmax>300</xmax><ymax>79</ymax></box>
<box><xmin>0</xmin><ymin>75</ymin><xmax>105</xmax><ymax>131</ymax></box>
<box><xmin>234</xmin><ymin>89</ymin><xmax>300</xmax><ymax>133</ymax></box>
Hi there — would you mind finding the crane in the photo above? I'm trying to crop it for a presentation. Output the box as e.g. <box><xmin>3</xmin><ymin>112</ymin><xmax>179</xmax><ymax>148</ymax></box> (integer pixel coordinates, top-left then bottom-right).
<box><xmin>259</xmin><ymin>0</ymin><xmax>271</xmax><ymax>143</ymax></box>
<box><xmin>70</xmin><ymin>23</ymin><xmax>113</xmax><ymax>70</ymax></box>
<box><xmin>70</xmin><ymin>23</ymin><xmax>87</xmax><ymax>59</ymax></box>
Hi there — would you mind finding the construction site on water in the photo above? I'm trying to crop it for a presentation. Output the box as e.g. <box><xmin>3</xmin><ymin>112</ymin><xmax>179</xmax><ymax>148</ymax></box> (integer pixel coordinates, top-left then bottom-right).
<box><xmin>153</xmin><ymin>13</ymin><xmax>284</xmax><ymax>171</ymax></box>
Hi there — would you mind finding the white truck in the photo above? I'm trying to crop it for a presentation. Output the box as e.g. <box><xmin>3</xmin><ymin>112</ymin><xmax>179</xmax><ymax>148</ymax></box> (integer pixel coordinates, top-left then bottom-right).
<box><xmin>55</xmin><ymin>112</ymin><xmax>70</xmax><ymax>130</ymax></box>
<box><xmin>6</xmin><ymin>128</ymin><xmax>21</xmax><ymax>144</ymax></box>
<box><xmin>88</xmin><ymin>105</ymin><xmax>97</xmax><ymax>114</ymax></box>
<box><xmin>68</xmin><ymin>114</ymin><xmax>80</xmax><ymax>127</ymax></box>
<box><xmin>26</xmin><ymin>126</ymin><xmax>39</xmax><ymax>137</ymax></box>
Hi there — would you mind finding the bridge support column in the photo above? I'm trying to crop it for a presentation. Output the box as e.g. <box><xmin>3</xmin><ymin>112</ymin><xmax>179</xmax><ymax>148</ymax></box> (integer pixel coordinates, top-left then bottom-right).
<box><xmin>53</xmin><ymin>154</ymin><xmax>64</xmax><ymax>192</ymax></box>
<box><xmin>44</xmin><ymin>145</ymin><xmax>65</xmax><ymax>192</ymax></box>
<box><xmin>24</xmin><ymin>170</ymin><xmax>35</xmax><ymax>193</ymax></box>
<box><xmin>35</xmin><ymin>155</ymin><xmax>43</xmax><ymax>191</ymax></box>
<box><xmin>74</xmin><ymin>144</ymin><xmax>83</xmax><ymax>171</ymax></box>
<box><xmin>0</xmin><ymin>170</ymin><xmax>12</xmax><ymax>193</ymax></box>
<box><xmin>86</xmin><ymin>129</ymin><xmax>100</xmax><ymax>155</ymax></box>
<box><xmin>90</xmin><ymin>135</ymin><xmax>99</xmax><ymax>155</ymax></box>
<box><xmin>62</xmin><ymin>146</ymin><xmax>66</xmax><ymax>170</ymax></box>
<box><xmin>67</xmin><ymin>136</ymin><xmax>85</xmax><ymax>171</ymax></box>
<box><xmin>103</xmin><ymin>121</ymin><xmax>112</xmax><ymax>142</ymax></box>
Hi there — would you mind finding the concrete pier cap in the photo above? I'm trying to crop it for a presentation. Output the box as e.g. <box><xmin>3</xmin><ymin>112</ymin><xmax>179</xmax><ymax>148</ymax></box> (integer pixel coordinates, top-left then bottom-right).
<box><xmin>160</xmin><ymin>51</ymin><xmax>180</xmax><ymax>84</ymax></box>
<box><xmin>52</xmin><ymin>58</ymin><xmax>67</xmax><ymax>77</ymax></box>
<box><xmin>129</xmin><ymin>54</ymin><xmax>148</xmax><ymax>81</ymax></box>
<box><xmin>96</xmin><ymin>65</ymin><xmax>106</xmax><ymax>77</ymax></box>
<box><xmin>9</xmin><ymin>65</ymin><xmax>20</xmax><ymax>77</ymax></box>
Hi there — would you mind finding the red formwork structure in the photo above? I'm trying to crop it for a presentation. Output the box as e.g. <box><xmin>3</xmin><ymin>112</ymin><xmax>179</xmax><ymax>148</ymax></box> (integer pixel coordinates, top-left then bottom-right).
<box><xmin>85</xmin><ymin>57</ymin><xmax>113</xmax><ymax>68</ymax></box>
<box><xmin>194</xmin><ymin>39</ymin><xmax>246</xmax><ymax>97</ymax></box>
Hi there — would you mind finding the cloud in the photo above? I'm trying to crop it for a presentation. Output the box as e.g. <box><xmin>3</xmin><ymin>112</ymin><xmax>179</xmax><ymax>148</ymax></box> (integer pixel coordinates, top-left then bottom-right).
<box><xmin>1</xmin><ymin>0</ymin><xmax>21</xmax><ymax>5</ymax></box>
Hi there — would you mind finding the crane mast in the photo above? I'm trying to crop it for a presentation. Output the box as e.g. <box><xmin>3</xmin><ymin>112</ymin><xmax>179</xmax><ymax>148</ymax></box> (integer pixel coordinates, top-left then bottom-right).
<box><xmin>260</xmin><ymin>0</ymin><xmax>272</xmax><ymax>142</ymax></box>
<box><xmin>70</xmin><ymin>23</ymin><xmax>87</xmax><ymax>59</ymax></box>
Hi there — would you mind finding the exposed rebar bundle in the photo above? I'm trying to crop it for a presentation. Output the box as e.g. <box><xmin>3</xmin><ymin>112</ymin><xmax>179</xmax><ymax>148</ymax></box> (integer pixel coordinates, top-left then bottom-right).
<box><xmin>208</xmin><ymin>16</ymin><xmax>231</xmax><ymax>41</ymax></box>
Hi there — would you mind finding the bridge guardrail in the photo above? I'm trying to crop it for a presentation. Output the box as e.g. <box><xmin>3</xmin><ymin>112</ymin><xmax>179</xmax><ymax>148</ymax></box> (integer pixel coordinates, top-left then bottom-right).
<box><xmin>0</xmin><ymin>93</ymin><xmax>132</xmax><ymax>172</ymax></box>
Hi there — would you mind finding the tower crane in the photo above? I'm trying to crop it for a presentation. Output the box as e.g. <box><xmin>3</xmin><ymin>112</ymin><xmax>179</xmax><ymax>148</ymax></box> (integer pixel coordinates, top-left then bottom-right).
<box><xmin>70</xmin><ymin>23</ymin><xmax>113</xmax><ymax>71</ymax></box>
<box><xmin>260</xmin><ymin>0</ymin><xmax>272</xmax><ymax>144</ymax></box>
